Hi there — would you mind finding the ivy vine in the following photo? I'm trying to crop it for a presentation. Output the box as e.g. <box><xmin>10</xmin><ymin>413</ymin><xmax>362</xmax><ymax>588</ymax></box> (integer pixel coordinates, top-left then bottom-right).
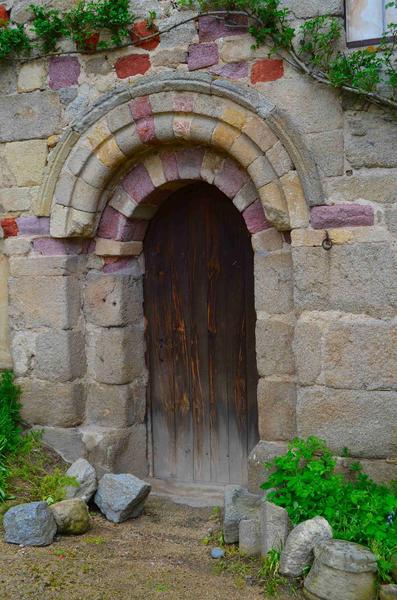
<box><xmin>0</xmin><ymin>0</ymin><xmax>396</xmax><ymax>111</ymax></box>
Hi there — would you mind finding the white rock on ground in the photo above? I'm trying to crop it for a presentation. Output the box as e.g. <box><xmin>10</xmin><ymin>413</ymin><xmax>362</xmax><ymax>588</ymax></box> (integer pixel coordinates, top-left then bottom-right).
<box><xmin>239</xmin><ymin>518</ymin><xmax>261</xmax><ymax>556</ymax></box>
<box><xmin>304</xmin><ymin>539</ymin><xmax>378</xmax><ymax>600</ymax></box>
<box><xmin>223</xmin><ymin>485</ymin><xmax>262</xmax><ymax>544</ymax></box>
<box><xmin>260</xmin><ymin>501</ymin><xmax>291</xmax><ymax>557</ymax></box>
<box><xmin>280</xmin><ymin>516</ymin><xmax>333</xmax><ymax>577</ymax></box>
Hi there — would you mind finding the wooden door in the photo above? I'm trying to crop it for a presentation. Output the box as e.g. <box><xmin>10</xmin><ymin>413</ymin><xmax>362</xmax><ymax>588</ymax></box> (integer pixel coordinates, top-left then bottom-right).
<box><xmin>144</xmin><ymin>182</ymin><xmax>258</xmax><ymax>485</ymax></box>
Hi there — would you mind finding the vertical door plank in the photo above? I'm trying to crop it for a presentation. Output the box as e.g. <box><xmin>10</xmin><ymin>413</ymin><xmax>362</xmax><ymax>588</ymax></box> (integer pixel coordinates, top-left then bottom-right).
<box><xmin>190</xmin><ymin>196</ymin><xmax>211</xmax><ymax>482</ymax></box>
<box><xmin>172</xmin><ymin>198</ymin><xmax>194</xmax><ymax>481</ymax></box>
<box><xmin>145</xmin><ymin>211</ymin><xmax>176</xmax><ymax>479</ymax></box>
<box><xmin>207</xmin><ymin>195</ymin><xmax>230</xmax><ymax>483</ymax></box>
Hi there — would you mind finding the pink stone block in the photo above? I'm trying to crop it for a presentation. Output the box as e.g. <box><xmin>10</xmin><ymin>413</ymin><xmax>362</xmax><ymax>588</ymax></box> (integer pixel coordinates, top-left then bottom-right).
<box><xmin>214</xmin><ymin>158</ymin><xmax>249</xmax><ymax>199</ymax></box>
<box><xmin>16</xmin><ymin>216</ymin><xmax>50</xmax><ymax>235</ymax></box>
<box><xmin>129</xmin><ymin>96</ymin><xmax>152</xmax><ymax>121</ymax></box>
<box><xmin>198</xmin><ymin>15</ymin><xmax>248</xmax><ymax>42</ymax></box>
<box><xmin>243</xmin><ymin>199</ymin><xmax>271</xmax><ymax>234</ymax></box>
<box><xmin>175</xmin><ymin>147</ymin><xmax>205</xmax><ymax>179</ymax></box>
<box><xmin>188</xmin><ymin>43</ymin><xmax>219</xmax><ymax>71</ymax></box>
<box><xmin>161</xmin><ymin>151</ymin><xmax>179</xmax><ymax>181</ymax></box>
<box><xmin>136</xmin><ymin>116</ymin><xmax>156</xmax><ymax>143</ymax></box>
<box><xmin>310</xmin><ymin>204</ymin><xmax>375</xmax><ymax>229</ymax></box>
<box><xmin>173</xmin><ymin>95</ymin><xmax>195</xmax><ymax>113</ymax></box>
<box><xmin>210</xmin><ymin>62</ymin><xmax>249</xmax><ymax>80</ymax></box>
<box><xmin>103</xmin><ymin>256</ymin><xmax>140</xmax><ymax>273</ymax></box>
<box><xmin>97</xmin><ymin>206</ymin><xmax>148</xmax><ymax>241</ymax></box>
<box><xmin>49</xmin><ymin>56</ymin><xmax>80</xmax><ymax>90</ymax></box>
<box><xmin>33</xmin><ymin>238</ymin><xmax>90</xmax><ymax>255</ymax></box>
<box><xmin>122</xmin><ymin>163</ymin><xmax>155</xmax><ymax>203</ymax></box>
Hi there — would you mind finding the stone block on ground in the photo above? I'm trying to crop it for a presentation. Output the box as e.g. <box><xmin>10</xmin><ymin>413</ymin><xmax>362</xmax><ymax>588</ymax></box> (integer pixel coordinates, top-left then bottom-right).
<box><xmin>50</xmin><ymin>498</ymin><xmax>90</xmax><ymax>535</ymax></box>
<box><xmin>3</xmin><ymin>501</ymin><xmax>57</xmax><ymax>546</ymax></box>
<box><xmin>260</xmin><ymin>501</ymin><xmax>291</xmax><ymax>557</ymax></box>
<box><xmin>94</xmin><ymin>473</ymin><xmax>151</xmax><ymax>523</ymax></box>
<box><xmin>380</xmin><ymin>585</ymin><xmax>397</xmax><ymax>600</ymax></box>
<box><xmin>239</xmin><ymin>519</ymin><xmax>260</xmax><ymax>556</ymax></box>
<box><xmin>248</xmin><ymin>440</ymin><xmax>288</xmax><ymax>494</ymax></box>
<box><xmin>65</xmin><ymin>458</ymin><xmax>97</xmax><ymax>503</ymax></box>
<box><xmin>280</xmin><ymin>516</ymin><xmax>332</xmax><ymax>577</ymax></box>
<box><xmin>223</xmin><ymin>485</ymin><xmax>262</xmax><ymax>544</ymax></box>
<box><xmin>304</xmin><ymin>539</ymin><xmax>377</xmax><ymax>600</ymax></box>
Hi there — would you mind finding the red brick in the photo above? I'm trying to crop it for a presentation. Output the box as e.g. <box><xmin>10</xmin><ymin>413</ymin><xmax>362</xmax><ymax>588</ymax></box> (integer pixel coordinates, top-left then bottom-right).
<box><xmin>115</xmin><ymin>54</ymin><xmax>151</xmax><ymax>79</ymax></box>
<box><xmin>1</xmin><ymin>217</ymin><xmax>18</xmax><ymax>238</ymax></box>
<box><xmin>251</xmin><ymin>59</ymin><xmax>284</xmax><ymax>84</ymax></box>
<box><xmin>130</xmin><ymin>21</ymin><xmax>160</xmax><ymax>50</ymax></box>
<box><xmin>0</xmin><ymin>5</ymin><xmax>10</xmax><ymax>26</ymax></box>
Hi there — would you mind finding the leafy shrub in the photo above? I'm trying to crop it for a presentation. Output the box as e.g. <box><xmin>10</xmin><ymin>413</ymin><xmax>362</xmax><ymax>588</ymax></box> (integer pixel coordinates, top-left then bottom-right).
<box><xmin>0</xmin><ymin>24</ymin><xmax>31</xmax><ymax>60</ymax></box>
<box><xmin>30</xmin><ymin>5</ymin><xmax>69</xmax><ymax>53</ymax></box>
<box><xmin>0</xmin><ymin>371</ymin><xmax>22</xmax><ymax>457</ymax></box>
<box><xmin>65</xmin><ymin>0</ymin><xmax>134</xmax><ymax>49</ymax></box>
<box><xmin>328</xmin><ymin>49</ymin><xmax>383</xmax><ymax>92</ymax></box>
<box><xmin>0</xmin><ymin>371</ymin><xmax>22</xmax><ymax>501</ymax></box>
<box><xmin>262</xmin><ymin>437</ymin><xmax>397</xmax><ymax>582</ymax></box>
<box><xmin>0</xmin><ymin>372</ymin><xmax>77</xmax><ymax>508</ymax></box>
<box><xmin>299</xmin><ymin>15</ymin><xmax>341</xmax><ymax>71</ymax></box>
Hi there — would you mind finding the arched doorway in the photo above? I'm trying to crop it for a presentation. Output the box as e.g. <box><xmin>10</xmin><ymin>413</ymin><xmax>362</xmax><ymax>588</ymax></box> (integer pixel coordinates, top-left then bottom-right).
<box><xmin>144</xmin><ymin>182</ymin><xmax>258</xmax><ymax>485</ymax></box>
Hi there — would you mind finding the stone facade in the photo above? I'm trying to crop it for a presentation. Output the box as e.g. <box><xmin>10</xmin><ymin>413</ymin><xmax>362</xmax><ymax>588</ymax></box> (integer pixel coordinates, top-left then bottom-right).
<box><xmin>1</xmin><ymin>0</ymin><xmax>396</xmax><ymax>484</ymax></box>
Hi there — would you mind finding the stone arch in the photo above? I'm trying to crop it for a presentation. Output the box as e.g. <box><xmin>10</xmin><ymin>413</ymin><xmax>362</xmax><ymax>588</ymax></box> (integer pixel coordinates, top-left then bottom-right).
<box><xmin>39</xmin><ymin>73</ymin><xmax>322</xmax><ymax>238</ymax></box>
<box><xmin>94</xmin><ymin>145</ymin><xmax>272</xmax><ymax>257</ymax></box>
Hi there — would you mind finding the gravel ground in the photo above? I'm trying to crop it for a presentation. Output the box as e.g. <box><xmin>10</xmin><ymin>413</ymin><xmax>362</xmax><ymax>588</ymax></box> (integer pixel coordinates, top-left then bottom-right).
<box><xmin>0</xmin><ymin>496</ymin><xmax>302</xmax><ymax>600</ymax></box>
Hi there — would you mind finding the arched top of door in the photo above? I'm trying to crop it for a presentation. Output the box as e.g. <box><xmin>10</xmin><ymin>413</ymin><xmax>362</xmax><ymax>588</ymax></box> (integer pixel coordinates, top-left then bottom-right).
<box><xmin>38</xmin><ymin>72</ymin><xmax>323</xmax><ymax>238</ymax></box>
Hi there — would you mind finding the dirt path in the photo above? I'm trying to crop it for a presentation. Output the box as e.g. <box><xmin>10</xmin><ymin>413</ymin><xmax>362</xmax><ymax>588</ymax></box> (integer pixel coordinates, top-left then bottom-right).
<box><xmin>0</xmin><ymin>496</ymin><xmax>301</xmax><ymax>600</ymax></box>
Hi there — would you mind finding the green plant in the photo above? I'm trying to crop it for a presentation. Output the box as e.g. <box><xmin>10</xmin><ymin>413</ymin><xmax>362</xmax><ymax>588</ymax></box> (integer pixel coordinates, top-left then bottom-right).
<box><xmin>262</xmin><ymin>437</ymin><xmax>397</xmax><ymax>582</ymax></box>
<box><xmin>0</xmin><ymin>371</ymin><xmax>21</xmax><ymax>454</ymax></box>
<box><xmin>84</xmin><ymin>535</ymin><xmax>106</xmax><ymax>544</ymax></box>
<box><xmin>0</xmin><ymin>24</ymin><xmax>31</xmax><ymax>60</ymax></box>
<box><xmin>179</xmin><ymin>0</ymin><xmax>294</xmax><ymax>50</ymax></box>
<box><xmin>0</xmin><ymin>0</ymin><xmax>395</xmax><ymax>111</ymax></box>
<box><xmin>258</xmin><ymin>549</ymin><xmax>283</xmax><ymax>596</ymax></box>
<box><xmin>65</xmin><ymin>0</ymin><xmax>134</xmax><ymax>50</ymax></box>
<box><xmin>328</xmin><ymin>49</ymin><xmax>383</xmax><ymax>92</ymax></box>
<box><xmin>0</xmin><ymin>371</ymin><xmax>22</xmax><ymax>500</ymax></box>
<box><xmin>299</xmin><ymin>15</ymin><xmax>341</xmax><ymax>71</ymax></box>
<box><xmin>2</xmin><ymin>432</ymin><xmax>78</xmax><ymax>505</ymax></box>
<box><xmin>30</xmin><ymin>5</ymin><xmax>69</xmax><ymax>53</ymax></box>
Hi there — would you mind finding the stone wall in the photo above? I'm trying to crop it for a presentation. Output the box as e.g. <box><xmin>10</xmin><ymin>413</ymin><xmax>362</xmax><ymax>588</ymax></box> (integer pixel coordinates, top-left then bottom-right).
<box><xmin>1</xmin><ymin>0</ymin><xmax>396</xmax><ymax>484</ymax></box>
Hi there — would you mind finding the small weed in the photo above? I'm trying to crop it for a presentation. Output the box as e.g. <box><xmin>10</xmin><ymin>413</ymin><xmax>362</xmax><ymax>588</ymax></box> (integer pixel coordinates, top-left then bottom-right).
<box><xmin>84</xmin><ymin>535</ymin><xmax>106</xmax><ymax>545</ymax></box>
<box><xmin>50</xmin><ymin>547</ymin><xmax>77</xmax><ymax>559</ymax></box>
<box><xmin>81</xmin><ymin>563</ymin><xmax>91</xmax><ymax>574</ymax></box>
<box><xmin>209</xmin><ymin>506</ymin><xmax>222</xmax><ymax>522</ymax></box>
<box><xmin>154</xmin><ymin>583</ymin><xmax>171</xmax><ymax>592</ymax></box>
<box><xmin>212</xmin><ymin>544</ymin><xmax>299</xmax><ymax>597</ymax></box>
<box><xmin>258</xmin><ymin>549</ymin><xmax>286</xmax><ymax>596</ymax></box>
<box><xmin>201</xmin><ymin>529</ymin><xmax>225</xmax><ymax>547</ymax></box>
